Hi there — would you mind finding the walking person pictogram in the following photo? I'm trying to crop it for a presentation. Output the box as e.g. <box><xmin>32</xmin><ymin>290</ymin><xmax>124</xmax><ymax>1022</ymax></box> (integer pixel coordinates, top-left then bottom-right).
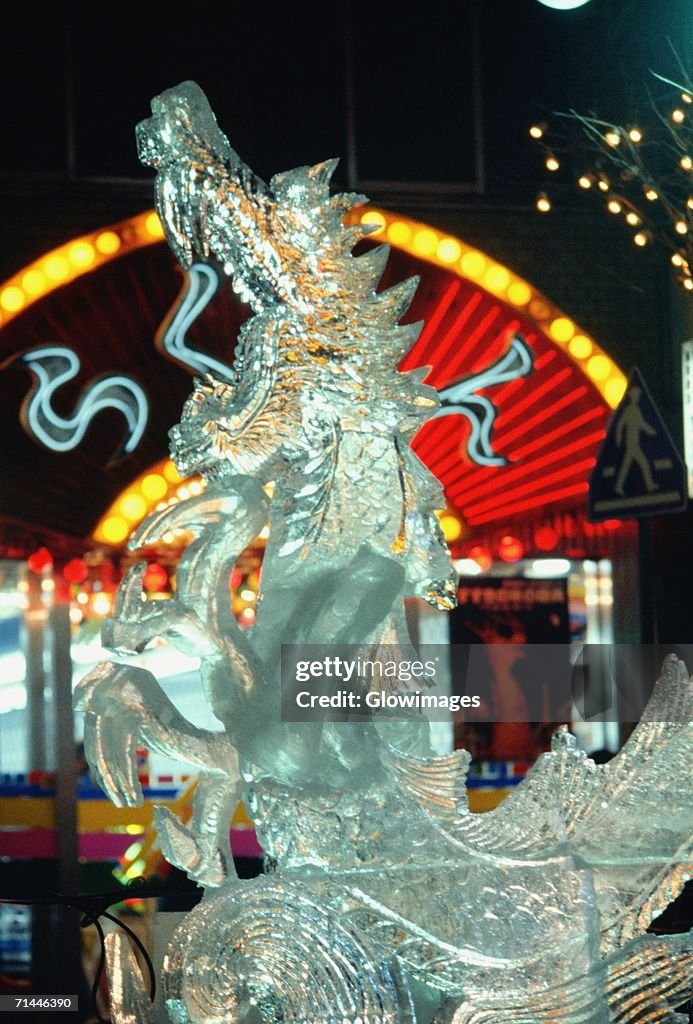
<box><xmin>588</xmin><ymin>367</ymin><xmax>687</xmax><ymax>521</ymax></box>
<box><xmin>614</xmin><ymin>386</ymin><xmax>658</xmax><ymax>496</ymax></box>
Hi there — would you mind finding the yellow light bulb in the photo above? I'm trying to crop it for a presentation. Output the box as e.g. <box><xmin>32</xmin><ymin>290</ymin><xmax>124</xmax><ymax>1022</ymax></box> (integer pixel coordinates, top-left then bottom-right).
<box><xmin>529</xmin><ymin>124</ymin><xmax>545</xmax><ymax>139</ymax></box>
<box><xmin>625</xmin><ymin>211</ymin><xmax>640</xmax><ymax>226</ymax></box>
<box><xmin>439</xmin><ymin>514</ymin><xmax>462</xmax><ymax>543</ymax></box>
<box><xmin>536</xmin><ymin>193</ymin><xmax>551</xmax><ymax>213</ymax></box>
<box><xmin>672</xmin><ymin>253</ymin><xmax>684</xmax><ymax>267</ymax></box>
<box><xmin>578</xmin><ymin>175</ymin><xmax>592</xmax><ymax>189</ymax></box>
<box><xmin>120</xmin><ymin>493</ymin><xmax>148</xmax><ymax>521</ymax></box>
<box><xmin>645</xmin><ymin>188</ymin><xmax>658</xmax><ymax>201</ymax></box>
<box><xmin>605</xmin><ymin>131</ymin><xmax>620</xmax><ymax>147</ymax></box>
<box><xmin>550</xmin><ymin>317</ymin><xmax>575</xmax><ymax>343</ymax></box>
<box><xmin>163</xmin><ymin>460</ymin><xmax>181</xmax><ymax>483</ymax></box>
<box><xmin>68</xmin><ymin>241</ymin><xmax>95</xmax><ymax>269</ymax></box>
<box><xmin>628</xmin><ymin>127</ymin><xmax>642</xmax><ymax>143</ymax></box>
<box><xmin>101</xmin><ymin>516</ymin><xmax>129</xmax><ymax>545</ymax></box>
<box><xmin>460</xmin><ymin>251</ymin><xmax>486</xmax><ymax>278</ymax></box>
<box><xmin>43</xmin><ymin>254</ymin><xmax>70</xmax><ymax>282</ymax></box>
<box><xmin>145</xmin><ymin>212</ymin><xmax>165</xmax><ymax>238</ymax></box>
<box><xmin>436</xmin><ymin>238</ymin><xmax>461</xmax><ymax>264</ymax></box>
<box><xmin>607</xmin><ymin>200</ymin><xmax>622</xmax><ymax>214</ymax></box>
<box><xmin>605</xmin><ymin>378</ymin><xmax>627</xmax><ymax>406</ymax></box>
<box><xmin>681</xmin><ymin>156</ymin><xmax>693</xmax><ymax>170</ymax></box>
<box><xmin>545</xmin><ymin>156</ymin><xmax>560</xmax><ymax>172</ymax></box>
<box><xmin>0</xmin><ymin>286</ymin><xmax>25</xmax><ymax>312</ymax></box>
<box><xmin>687</xmin><ymin>197</ymin><xmax>693</xmax><ymax>210</ymax></box>
<box><xmin>413</xmin><ymin>229</ymin><xmax>437</xmax><ymax>255</ymax></box>
<box><xmin>387</xmin><ymin>221</ymin><xmax>411</xmax><ymax>245</ymax></box>
<box><xmin>587</xmin><ymin>355</ymin><xmax>611</xmax><ymax>381</ymax></box>
<box><xmin>95</xmin><ymin>231</ymin><xmax>121</xmax><ymax>255</ymax></box>
<box><xmin>598</xmin><ymin>179</ymin><xmax>609</xmax><ymax>192</ymax></box>
<box><xmin>568</xmin><ymin>335</ymin><xmax>592</xmax><ymax>359</ymax></box>
<box><xmin>22</xmin><ymin>269</ymin><xmax>47</xmax><ymax>296</ymax></box>
<box><xmin>485</xmin><ymin>266</ymin><xmax>510</xmax><ymax>292</ymax></box>
<box><xmin>684</xmin><ymin>277</ymin><xmax>693</xmax><ymax>291</ymax></box>
<box><xmin>633</xmin><ymin>231</ymin><xmax>648</xmax><ymax>246</ymax></box>
<box><xmin>676</xmin><ymin>220</ymin><xmax>689</xmax><ymax>234</ymax></box>
<box><xmin>529</xmin><ymin>299</ymin><xmax>550</xmax><ymax>321</ymax></box>
<box><xmin>506</xmin><ymin>281</ymin><xmax>532</xmax><ymax>306</ymax></box>
<box><xmin>672</xmin><ymin>109</ymin><xmax>686</xmax><ymax>123</ymax></box>
<box><xmin>140</xmin><ymin>473</ymin><xmax>168</xmax><ymax>502</ymax></box>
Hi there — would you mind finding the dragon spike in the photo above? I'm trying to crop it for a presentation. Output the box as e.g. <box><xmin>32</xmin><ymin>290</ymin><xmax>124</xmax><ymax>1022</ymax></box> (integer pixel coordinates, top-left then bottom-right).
<box><xmin>307</xmin><ymin>157</ymin><xmax>340</xmax><ymax>186</ymax></box>
<box><xmin>329</xmin><ymin>192</ymin><xmax>369</xmax><ymax>214</ymax></box>
<box><xmin>389</xmin><ymin>321</ymin><xmax>424</xmax><ymax>360</ymax></box>
<box><xmin>353</xmin><ymin>244</ymin><xmax>391</xmax><ymax>288</ymax></box>
<box><xmin>376</xmin><ymin>275</ymin><xmax>420</xmax><ymax>321</ymax></box>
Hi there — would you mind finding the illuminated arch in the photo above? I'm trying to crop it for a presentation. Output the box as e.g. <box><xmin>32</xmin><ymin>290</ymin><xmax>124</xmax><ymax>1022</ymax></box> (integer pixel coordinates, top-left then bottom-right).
<box><xmin>0</xmin><ymin>207</ymin><xmax>628</xmax><ymax>544</ymax></box>
<box><xmin>0</xmin><ymin>211</ymin><xmax>164</xmax><ymax>326</ymax></box>
<box><xmin>353</xmin><ymin>208</ymin><xmax>626</xmax><ymax>410</ymax></box>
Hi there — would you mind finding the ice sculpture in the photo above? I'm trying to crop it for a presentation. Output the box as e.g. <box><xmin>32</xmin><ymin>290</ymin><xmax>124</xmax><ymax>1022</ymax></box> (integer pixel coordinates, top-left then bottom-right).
<box><xmin>75</xmin><ymin>83</ymin><xmax>693</xmax><ymax>1024</ymax></box>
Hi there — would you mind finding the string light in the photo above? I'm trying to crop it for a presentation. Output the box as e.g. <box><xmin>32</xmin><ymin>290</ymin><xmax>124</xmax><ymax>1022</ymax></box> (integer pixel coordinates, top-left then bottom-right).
<box><xmin>529</xmin><ymin>123</ymin><xmax>546</xmax><ymax>139</ymax></box>
<box><xmin>536</xmin><ymin>193</ymin><xmax>551</xmax><ymax>212</ymax></box>
<box><xmin>531</xmin><ymin>62</ymin><xmax>693</xmax><ymax>291</ymax></box>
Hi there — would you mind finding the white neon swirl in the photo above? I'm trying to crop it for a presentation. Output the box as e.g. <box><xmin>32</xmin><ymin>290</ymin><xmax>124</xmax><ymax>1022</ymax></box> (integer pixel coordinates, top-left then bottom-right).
<box><xmin>20</xmin><ymin>346</ymin><xmax>149</xmax><ymax>454</ymax></box>
<box><xmin>435</xmin><ymin>335</ymin><xmax>534</xmax><ymax>466</ymax></box>
<box><xmin>157</xmin><ymin>263</ymin><xmax>234</xmax><ymax>381</ymax></box>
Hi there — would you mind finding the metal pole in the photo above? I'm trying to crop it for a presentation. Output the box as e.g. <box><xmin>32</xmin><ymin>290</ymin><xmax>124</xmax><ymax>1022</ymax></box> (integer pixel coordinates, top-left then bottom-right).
<box><xmin>24</xmin><ymin>572</ymin><xmax>47</xmax><ymax>771</ymax></box>
<box><xmin>48</xmin><ymin>597</ymin><xmax>82</xmax><ymax>999</ymax></box>
<box><xmin>342</xmin><ymin>2</ymin><xmax>359</xmax><ymax>190</ymax></box>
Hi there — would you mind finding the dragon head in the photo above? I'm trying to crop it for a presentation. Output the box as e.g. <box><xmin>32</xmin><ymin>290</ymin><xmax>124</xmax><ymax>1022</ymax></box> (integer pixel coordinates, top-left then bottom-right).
<box><xmin>139</xmin><ymin>82</ymin><xmax>438</xmax><ymax>484</ymax></box>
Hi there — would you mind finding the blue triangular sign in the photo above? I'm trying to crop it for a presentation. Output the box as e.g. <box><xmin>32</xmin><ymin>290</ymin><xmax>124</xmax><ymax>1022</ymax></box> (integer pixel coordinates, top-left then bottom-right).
<box><xmin>588</xmin><ymin>368</ymin><xmax>687</xmax><ymax>521</ymax></box>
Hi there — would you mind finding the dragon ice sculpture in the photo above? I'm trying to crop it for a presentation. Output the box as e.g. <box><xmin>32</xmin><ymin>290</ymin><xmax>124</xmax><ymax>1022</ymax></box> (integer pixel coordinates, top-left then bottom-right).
<box><xmin>75</xmin><ymin>83</ymin><xmax>693</xmax><ymax>1024</ymax></box>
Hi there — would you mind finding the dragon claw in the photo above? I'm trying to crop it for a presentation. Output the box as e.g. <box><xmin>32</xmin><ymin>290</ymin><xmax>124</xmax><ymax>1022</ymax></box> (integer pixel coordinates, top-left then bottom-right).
<box><xmin>155</xmin><ymin>806</ymin><xmax>227</xmax><ymax>887</ymax></box>
<box><xmin>74</xmin><ymin>661</ymin><xmax>149</xmax><ymax>806</ymax></box>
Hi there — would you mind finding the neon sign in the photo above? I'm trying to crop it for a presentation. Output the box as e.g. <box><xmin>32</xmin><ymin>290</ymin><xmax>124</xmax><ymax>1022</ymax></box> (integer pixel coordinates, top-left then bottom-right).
<box><xmin>19</xmin><ymin>347</ymin><xmax>149</xmax><ymax>456</ymax></box>
<box><xmin>435</xmin><ymin>335</ymin><xmax>533</xmax><ymax>466</ymax></box>
<box><xmin>156</xmin><ymin>263</ymin><xmax>234</xmax><ymax>381</ymax></box>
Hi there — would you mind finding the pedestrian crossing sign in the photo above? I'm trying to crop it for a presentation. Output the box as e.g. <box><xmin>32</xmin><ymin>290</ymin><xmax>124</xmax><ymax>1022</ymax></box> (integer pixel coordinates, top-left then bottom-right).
<box><xmin>588</xmin><ymin>368</ymin><xmax>687</xmax><ymax>521</ymax></box>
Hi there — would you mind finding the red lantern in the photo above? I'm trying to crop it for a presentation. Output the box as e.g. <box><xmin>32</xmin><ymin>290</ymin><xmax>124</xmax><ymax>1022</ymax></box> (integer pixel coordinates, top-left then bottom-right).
<box><xmin>498</xmin><ymin>535</ymin><xmax>524</xmax><ymax>563</ymax></box>
<box><xmin>143</xmin><ymin>563</ymin><xmax>169</xmax><ymax>592</ymax></box>
<box><xmin>467</xmin><ymin>544</ymin><xmax>493</xmax><ymax>571</ymax></box>
<box><xmin>63</xmin><ymin>558</ymin><xmax>88</xmax><ymax>584</ymax></box>
<box><xmin>534</xmin><ymin>526</ymin><xmax>558</xmax><ymax>552</ymax></box>
<box><xmin>27</xmin><ymin>547</ymin><xmax>53</xmax><ymax>574</ymax></box>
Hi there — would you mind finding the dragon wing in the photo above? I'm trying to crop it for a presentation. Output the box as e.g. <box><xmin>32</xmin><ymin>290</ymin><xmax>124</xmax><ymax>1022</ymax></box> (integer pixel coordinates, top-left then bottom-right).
<box><xmin>385</xmin><ymin>655</ymin><xmax>691</xmax><ymax>950</ymax></box>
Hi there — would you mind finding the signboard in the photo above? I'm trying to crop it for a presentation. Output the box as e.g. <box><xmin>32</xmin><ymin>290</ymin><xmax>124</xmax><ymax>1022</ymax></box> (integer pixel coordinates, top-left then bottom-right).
<box><xmin>682</xmin><ymin>340</ymin><xmax>693</xmax><ymax>498</ymax></box>
<box><xmin>450</xmin><ymin>577</ymin><xmax>570</xmax><ymax>761</ymax></box>
<box><xmin>588</xmin><ymin>367</ymin><xmax>686</xmax><ymax>521</ymax></box>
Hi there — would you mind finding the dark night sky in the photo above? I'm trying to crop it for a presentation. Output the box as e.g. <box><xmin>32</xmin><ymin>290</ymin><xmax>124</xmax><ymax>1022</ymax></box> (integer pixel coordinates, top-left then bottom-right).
<box><xmin>2</xmin><ymin>1</ymin><xmax>691</xmax><ymax>196</ymax></box>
